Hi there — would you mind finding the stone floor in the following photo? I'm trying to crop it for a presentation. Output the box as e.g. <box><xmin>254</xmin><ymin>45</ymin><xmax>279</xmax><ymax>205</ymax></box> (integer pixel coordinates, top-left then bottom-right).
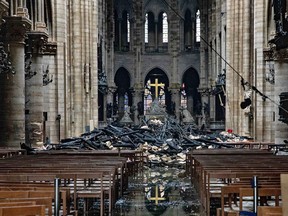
<box><xmin>113</xmin><ymin>165</ymin><xmax>202</xmax><ymax>216</ymax></box>
<box><xmin>77</xmin><ymin>165</ymin><xmax>203</xmax><ymax>216</ymax></box>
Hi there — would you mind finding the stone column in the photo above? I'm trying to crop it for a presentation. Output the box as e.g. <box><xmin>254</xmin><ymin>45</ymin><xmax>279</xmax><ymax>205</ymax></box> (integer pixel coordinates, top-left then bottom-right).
<box><xmin>186</xmin><ymin>92</ymin><xmax>194</xmax><ymax>115</ymax></box>
<box><xmin>133</xmin><ymin>83</ymin><xmax>144</xmax><ymax>125</ymax></box>
<box><xmin>118</xmin><ymin>88</ymin><xmax>126</xmax><ymax>119</ymax></box>
<box><xmin>15</xmin><ymin>0</ymin><xmax>29</xmax><ymax>17</ymax></box>
<box><xmin>25</xmin><ymin>32</ymin><xmax>48</xmax><ymax>147</ymax></box>
<box><xmin>191</xmin><ymin>17</ymin><xmax>195</xmax><ymax>49</ymax></box>
<box><xmin>106</xmin><ymin>86</ymin><xmax>117</xmax><ymax>123</ymax></box>
<box><xmin>155</xmin><ymin>21</ymin><xmax>158</xmax><ymax>51</ymax></box>
<box><xmin>169</xmin><ymin>83</ymin><xmax>181</xmax><ymax>121</ymax></box>
<box><xmin>0</xmin><ymin>16</ymin><xmax>31</xmax><ymax>147</ymax></box>
<box><xmin>118</xmin><ymin>18</ymin><xmax>122</xmax><ymax>51</ymax></box>
<box><xmin>272</xmin><ymin>49</ymin><xmax>288</xmax><ymax>143</ymax></box>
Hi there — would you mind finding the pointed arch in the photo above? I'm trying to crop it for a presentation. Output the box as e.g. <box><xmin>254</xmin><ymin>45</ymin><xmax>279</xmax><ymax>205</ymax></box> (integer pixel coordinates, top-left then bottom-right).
<box><xmin>145</xmin><ymin>11</ymin><xmax>155</xmax><ymax>50</ymax></box>
<box><xmin>182</xmin><ymin>68</ymin><xmax>201</xmax><ymax>116</ymax></box>
<box><xmin>144</xmin><ymin>68</ymin><xmax>171</xmax><ymax>114</ymax></box>
<box><xmin>114</xmin><ymin>67</ymin><xmax>132</xmax><ymax>118</ymax></box>
<box><xmin>184</xmin><ymin>9</ymin><xmax>193</xmax><ymax>51</ymax></box>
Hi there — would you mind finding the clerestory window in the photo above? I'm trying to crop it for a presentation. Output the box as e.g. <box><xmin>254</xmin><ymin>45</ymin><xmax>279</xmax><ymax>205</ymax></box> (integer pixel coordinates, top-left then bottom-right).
<box><xmin>196</xmin><ymin>10</ymin><xmax>201</xmax><ymax>42</ymax></box>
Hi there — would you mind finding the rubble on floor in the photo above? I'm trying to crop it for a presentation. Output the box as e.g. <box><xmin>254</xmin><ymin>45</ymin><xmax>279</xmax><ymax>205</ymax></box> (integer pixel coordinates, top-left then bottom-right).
<box><xmin>25</xmin><ymin>116</ymin><xmax>254</xmax><ymax>165</ymax></box>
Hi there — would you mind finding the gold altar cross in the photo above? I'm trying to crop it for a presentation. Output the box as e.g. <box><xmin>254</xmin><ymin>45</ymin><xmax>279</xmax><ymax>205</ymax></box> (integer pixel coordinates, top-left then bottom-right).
<box><xmin>149</xmin><ymin>185</ymin><xmax>166</xmax><ymax>205</ymax></box>
<box><xmin>150</xmin><ymin>78</ymin><xmax>165</xmax><ymax>99</ymax></box>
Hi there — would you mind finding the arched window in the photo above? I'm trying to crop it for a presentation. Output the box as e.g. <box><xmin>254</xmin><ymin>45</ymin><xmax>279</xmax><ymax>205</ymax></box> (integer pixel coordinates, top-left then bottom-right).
<box><xmin>184</xmin><ymin>9</ymin><xmax>192</xmax><ymax>51</ymax></box>
<box><xmin>162</xmin><ymin>12</ymin><xmax>168</xmax><ymax>43</ymax></box>
<box><xmin>181</xmin><ymin>83</ymin><xmax>187</xmax><ymax>108</ymax></box>
<box><xmin>196</xmin><ymin>10</ymin><xmax>201</xmax><ymax>42</ymax></box>
<box><xmin>145</xmin><ymin>12</ymin><xmax>155</xmax><ymax>51</ymax></box>
<box><xmin>145</xmin><ymin>13</ymin><xmax>148</xmax><ymax>43</ymax></box>
<box><xmin>121</xmin><ymin>11</ymin><xmax>130</xmax><ymax>51</ymax></box>
<box><xmin>157</xmin><ymin>12</ymin><xmax>168</xmax><ymax>52</ymax></box>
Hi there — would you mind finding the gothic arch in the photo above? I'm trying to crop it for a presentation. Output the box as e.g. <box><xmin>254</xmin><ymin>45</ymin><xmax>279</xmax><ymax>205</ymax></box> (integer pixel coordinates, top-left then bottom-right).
<box><xmin>114</xmin><ymin>9</ymin><xmax>131</xmax><ymax>52</ymax></box>
<box><xmin>144</xmin><ymin>68</ymin><xmax>173</xmax><ymax>114</ymax></box>
<box><xmin>184</xmin><ymin>9</ymin><xmax>193</xmax><ymax>50</ymax></box>
<box><xmin>144</xmin><ymin>0</ymin><xmax>169</xmax><ymax>16</ymax></box>
<box><xmin>181</xmin><ymin>67</ymin><xmax>201</xmax><ymax>116</ymax></box>
<box><xmin>114</xmin><ymin>0</ymin><xmax>133</xmax><ymax>18</ymax></box>
<box><xmin>114</xmin><ymin>67</ymin><xmax>132</xmax><ymax>118</ymax></box>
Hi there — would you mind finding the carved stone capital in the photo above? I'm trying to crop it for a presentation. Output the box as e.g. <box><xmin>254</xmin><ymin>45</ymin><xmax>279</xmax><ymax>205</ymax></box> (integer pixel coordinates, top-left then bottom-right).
<box><xmin>42</xmin><ymin>42</ymin><xmax>57</xmax><ymax>55</ymax></box>
<box><xmin>168</xmin><ymin>83</ymin><xmax>181</xmax><ymax>95</ymax></box>
<box><xmin>26</xmin><ymin>31</ymin><xmax>48</xmax><ymax>55</ymax></box>
<box><xmin>2</xmin><ymin>16</ymin><xmax>31</xmax><ymax>43</ymax></box>
<box><xmin>263</xmin><ymin>47</ymin><xmax>288</xmax><ymax>61</ymax></box>
<box><xmin>198</xmin><ymin>87</ymin><xmax>211</xmax><ymax>96</ymax></box>
<box><xmin>107</xmin><ymin>86</ymin><xmax>117</xmax><ymax>94</ymax></box>
<box><xmin>133</xmin><ymin>82</ymin><xmax>143</xmax><ymax>90</ymax></box>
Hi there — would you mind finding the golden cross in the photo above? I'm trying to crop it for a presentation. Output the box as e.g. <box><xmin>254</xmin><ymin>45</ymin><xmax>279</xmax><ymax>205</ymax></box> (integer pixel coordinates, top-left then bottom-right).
<box><xmin>150</xmin><ymin>78</ymin><xmax>165</xmax><ymax>99</ymax></box>
<box><xmin>148</xmin><ymin>185</ymin><xmax>166</xmax><ymax>205</ymax></box>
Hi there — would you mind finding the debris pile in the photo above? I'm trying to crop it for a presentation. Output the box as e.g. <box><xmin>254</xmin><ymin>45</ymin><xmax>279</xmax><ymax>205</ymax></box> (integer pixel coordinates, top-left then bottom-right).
<box><xmin>38</xmin><ymin>116</ymin><xmax>251</xmax><ymax>166</ymax></box>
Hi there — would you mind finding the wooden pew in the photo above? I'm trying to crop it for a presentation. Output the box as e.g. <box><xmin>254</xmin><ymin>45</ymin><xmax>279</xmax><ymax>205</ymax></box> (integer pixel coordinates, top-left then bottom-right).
<box><xmin>0</xmin><ymin>201</ymin><xmax>37</xmax><ymax>207</ymax></box>
<box><xmin>0</xmin><ymin>151</ymin><xmax>135</xmax><ymax>216</ymax></box>
<box><xmin>258</xmin><ymin>206</ymin><xmax>282</xmax><ymax>216</ymax></box>
<box><xmin>0</xmin><ymin>184</ymin><xmax>70</xmax><ymax>215</ymax></box>
<box><xmin>239</xmin><ymin>187</ymin><xmax>281</xmax><ymax>211</ymax></box>
<box><xmin>0</xmin><ymin>191</ymin><xmax>52</xmax><ymax>216</ymax></box>
<box><xmin>0</xmin><ymin>197</ymin><xmax>53</xmax><ymax>215</ymax></box>
<box><xmin>188</xmin><ymin>149</ymin><xmax>288</xmax><ymax>216</ymax></box>
<box><xmin>221</xmin><ymin>177</ymin><xmax>281</xmax><ymax>212</ymax></box>
<box><xmin>0</xmin><ymin>205</ymin><xmax>46</xmax><ymax>216</ymax></box>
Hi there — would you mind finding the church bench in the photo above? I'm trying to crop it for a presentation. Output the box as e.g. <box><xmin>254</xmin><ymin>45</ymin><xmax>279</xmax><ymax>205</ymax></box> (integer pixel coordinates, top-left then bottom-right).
<box><xmin>257</xmin><ymin>206</ymin><xmax>282</xmax><ymax>216</ymax></box>
<box><xmin>188</xmin><ymin>149</ymin><xmax>288</xmax><ymax>216</ymax></box>
<box><xmin>0</xmin><ymin>205</ymin><xmax>46</xmax><ymax>216</ymax></box>
<box><xmin>0</xmin><ymin>171</ymin><xmax>115</xmax><ymax>215</ymax></box>
<box><xmin>220</xmin><ymin>182</ymin><xmax>281</xmax><ymax>209</ymax></box>
<box><xmin>35</xmin><ymin>149</ymin><xmax>143</xmax><ymax>176</ymax></box>
<box><xmin>0</xmin><ymin>191</ymin><xmax>53</xmax><ymax>216</ymax></box>
<box><xmin>0</xmin><ymin>201</ymin><xmax>37</xmax><ymax>207</ymax></box>
<box><xmin>0</xmin><ymin>153</ymin><xmax>135</xmax><ymax>215</ymax></box>
<box><xmin>239</xmin><ymin>187</ymin><xmax>281</xmax><ymax>211</ymax></box>
<box><xmin>0</xmin><ymin>185</ymin><xmax>70</xmax><ymax>215</ymax></box>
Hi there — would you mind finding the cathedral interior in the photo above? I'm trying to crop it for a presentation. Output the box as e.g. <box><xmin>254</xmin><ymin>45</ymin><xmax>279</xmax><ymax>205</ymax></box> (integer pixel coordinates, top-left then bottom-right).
<box><xmin>0</xmin><ymin>0</ymin><xmax>287</xmax><ymax>147</ymax></box>
<box><xmin>0</xmin><ymin>1</ymin><xmax>287</xmax><ymax>216</ymax></box>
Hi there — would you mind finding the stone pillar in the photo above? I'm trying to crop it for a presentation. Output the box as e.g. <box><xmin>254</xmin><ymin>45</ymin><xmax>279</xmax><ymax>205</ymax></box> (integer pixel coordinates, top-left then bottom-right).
<box><xmin>272</xmin><ymin>49</ymin><xmax>288</xmax><ymax>143</ymax></box>
<box><xmin>118</xmin><ymin>88</ymin><xmax>126</xmax><ymax>119</ymax></box>
<box><xmin>0</xmin><ymin>16</ymin><xmax>31</xmax><ymax>147</ymax></box>
<box><xmin>15</xmin><ymin>0</ymin><xmax>29</xmax><ymax>17</ymax></box>
<box><xmin>129</xmin><ymin>18</ymin><xmax>134</xmax><ymax>50</ymax></box>
<box><xmin>191</xmin><ymin>17</ymin><xmax>195</xmax><ymax>49</ymax></box>
<box><xmin>25</xmin><ymin>32</ymin><xmax>48</xmax><ymax>147</ymax></box>
<box><xmin>198</xmin><ymin>88</ymin><xmax>211</xmax><ymax>129</ymax></box>
<box><xmin>155</xmin><ymin>21</ymin><xmax>158</xmax><ymax>50</ymax></box>
<box><xmin>118</xmin><ymin>18</ymin><xmax>122</xmax><ymax>51</ymax></box>
<box><xmin>106</xmin><ymin>86</ymin><xmax>117</xmax><ymax>123</ymax></box>
<box><xmin>169</xmin><ymin>83</ymin><xmax>181</xmax><ymax>121</ymax></box>
<box><xmin>133</xmin><ymin>84</ymin><xmax>144</xmax><ymax>125</ymax></box>
<box><xmin>186</xmin><ymin>93</ymin><xmax>194</xmax><ymax>115</ymax></box>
